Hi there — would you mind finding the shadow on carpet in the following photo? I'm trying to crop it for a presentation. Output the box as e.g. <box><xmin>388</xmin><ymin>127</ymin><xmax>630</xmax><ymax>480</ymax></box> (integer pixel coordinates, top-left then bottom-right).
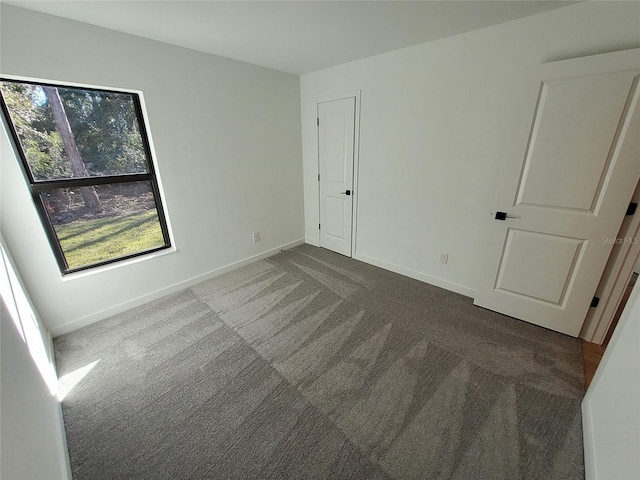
<box><xmin>55</xmin><ymin>244</ymin><xmax>585</xmax><ymax>479</ymax></box>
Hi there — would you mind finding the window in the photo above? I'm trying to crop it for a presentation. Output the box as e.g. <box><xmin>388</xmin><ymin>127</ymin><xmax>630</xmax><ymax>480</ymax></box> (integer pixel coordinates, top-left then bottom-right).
<box><xmin>0</xmin><ymin>78</ymin><xmax>171</xmax><ymax>274</ymax></box>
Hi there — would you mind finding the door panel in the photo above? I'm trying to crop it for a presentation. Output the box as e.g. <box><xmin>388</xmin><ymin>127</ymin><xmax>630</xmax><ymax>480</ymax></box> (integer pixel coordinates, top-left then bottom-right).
<box><xmin>324</xmin><ymin>196</ymin><xmax>345</xmax><ymax>240</ymax></box>
<box><xmin>516</xmin><ymin>73</ymin><xmax>636</xmax><ymax>211</ymax></box>
<box><xmin>318</xmin><ymin>97</ymin><xmax>356</xmax><ymax>256</ymax></box>
<box><xmin>474</xmin><ymin>49</ymin><xmax>640</xmax><ymax>336</ymax></box>
<box><xmin>495</xmin><ymin>229</ymin><xmax>584</xmax><ymax>305</ymax></box>
<box><xmin>324</xmin><ymin>111</ymin><xmax>348</xmax><ymax>182</ymax></box>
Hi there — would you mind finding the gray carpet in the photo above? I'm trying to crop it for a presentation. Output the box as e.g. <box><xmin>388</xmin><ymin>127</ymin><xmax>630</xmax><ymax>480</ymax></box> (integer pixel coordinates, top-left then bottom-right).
<box><xmin>55</xmin><ymin>244</ymin><xmax>585</xmax><ymax>479</ymax></box>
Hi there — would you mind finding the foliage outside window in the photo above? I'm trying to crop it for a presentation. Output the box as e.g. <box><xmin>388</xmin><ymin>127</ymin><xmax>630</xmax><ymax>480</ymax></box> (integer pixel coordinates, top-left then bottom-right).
<box><xmin>0</xmin><ymin>78</ymin><xmax>171</xmax><ymax>274</ymax></box>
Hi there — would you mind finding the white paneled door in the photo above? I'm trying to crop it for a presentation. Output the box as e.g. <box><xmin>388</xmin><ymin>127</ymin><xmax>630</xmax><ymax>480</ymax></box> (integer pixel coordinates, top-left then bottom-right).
<box><xmin>474</xmin><ymin>49</ymin><xmax>640</xmax><ymax>336</ymax></box>
<box><xmin>318</xmin><ymin>97</ymin><xmax>356</xmax><ymax>256</ymax></box>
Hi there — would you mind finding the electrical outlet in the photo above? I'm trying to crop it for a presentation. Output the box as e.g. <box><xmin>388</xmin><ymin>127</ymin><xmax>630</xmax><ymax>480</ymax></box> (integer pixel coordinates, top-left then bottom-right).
<box><xmin>252</xmin><ymin>232</ymin><xmax>260</xmax><ymax>242</ymax></box>
<box><xmin>439</xmin><ymin>252</ymin><xmax>449</xmax><ymax>264</ymax></box>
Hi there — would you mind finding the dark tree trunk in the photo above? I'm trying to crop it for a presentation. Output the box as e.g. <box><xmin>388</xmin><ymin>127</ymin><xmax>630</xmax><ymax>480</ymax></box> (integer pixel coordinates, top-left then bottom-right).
<box><xmin>42</xmin><ymin>86</ymin><xmax>100</xmax><ymax>209</ymax></box>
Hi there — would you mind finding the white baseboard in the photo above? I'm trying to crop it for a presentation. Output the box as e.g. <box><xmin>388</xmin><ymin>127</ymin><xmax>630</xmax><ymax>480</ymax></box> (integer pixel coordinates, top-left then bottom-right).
<box><xmin>305</xmin><ymin>237</ymin><xmax>319</xmax><ymax>247</ymax></box>
<box><xmin>353</xmin><ymin>252</ymin><xmax>476</xmax><ymax>298</ymax></box>
<box><xmin>55</xmin><ymin>397</ymin><xmax>73</xmax><ymax>480</ymax></box>
<box><xmin>50</xmin><ymin>238</ymin><xmax>305</xmax><ymax>337</ymax></box>
<box><xmin>46</xmin><ymin>334</ymin><xmax>73</xmax><ymax>479</ymax></box>
<box><xmin>581</xmin><ymin>399</ymin><xmax>596</xmax><ymax>480</ymax></box>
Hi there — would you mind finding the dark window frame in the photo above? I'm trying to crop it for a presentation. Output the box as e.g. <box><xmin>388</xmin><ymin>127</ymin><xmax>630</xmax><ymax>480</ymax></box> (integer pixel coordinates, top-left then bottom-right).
<box><xmin>0</xmin><ymin>77</ymin><xmax>172</xmax><ymax>275</ymax></box>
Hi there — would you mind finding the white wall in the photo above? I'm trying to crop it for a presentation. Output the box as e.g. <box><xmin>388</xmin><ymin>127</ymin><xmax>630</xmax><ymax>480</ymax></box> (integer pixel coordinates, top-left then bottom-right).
<box><xmin>0</xmin><ymin>5</ymin><xmax>304</xmax><ymax>335</ymax></box>
<box><xmin>301</xmin><ymin>1</ymin><xmax>640</xmax><ymax>296</ymax></box>
<box><xmin>582</xmin><ymin>280</ymin><xmax>640</xmax><ymax>479</ymax></box>
<box><xmin>1</xmin><ymin>238</ymin><xmax>71</xmax><ymax>480</ymax></box>
<box><xmin>0</xmin><ymin>301</ymin><xmax>70</xmax><ymax>479</ymax></box>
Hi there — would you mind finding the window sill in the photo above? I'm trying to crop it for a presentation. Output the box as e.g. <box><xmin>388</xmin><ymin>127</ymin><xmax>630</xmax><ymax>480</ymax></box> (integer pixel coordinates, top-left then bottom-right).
<box><xmin>60</xmin><ymin>246</ymin><xmax>177</xmax><ymax>282</ymax></box>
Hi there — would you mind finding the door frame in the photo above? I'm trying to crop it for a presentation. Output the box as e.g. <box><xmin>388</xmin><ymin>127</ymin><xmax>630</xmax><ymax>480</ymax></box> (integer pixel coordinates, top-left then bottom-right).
<box><xmin>316</xmin><ymin>90</ymin><xmax>361</xmax><ymax>257</ymax></box>
<box><xmin>580</xmin><ymin>177</ymin><xmax>640</xmax><ymax>344</ymax></box>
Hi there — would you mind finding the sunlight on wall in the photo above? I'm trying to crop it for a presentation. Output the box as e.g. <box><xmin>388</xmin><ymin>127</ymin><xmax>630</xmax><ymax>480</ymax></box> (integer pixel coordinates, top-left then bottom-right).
<box><xmin>0</xmin><ymin>242</ymin><xmax>24</xmax><ymax>341</ymax></box>
<box><xmin>0</xmin><ymin>240</ymin><xmax>59</xmax><ymax>396</ymax></box>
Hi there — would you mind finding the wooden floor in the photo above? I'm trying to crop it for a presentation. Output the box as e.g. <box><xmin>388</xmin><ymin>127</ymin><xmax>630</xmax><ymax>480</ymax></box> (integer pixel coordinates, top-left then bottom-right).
<box><xmin>581</xmin><ymin>272</ymin><xmax>637</xmax><ymax>389</ymax></box>
<box><xmin>580</xmin><ymin>340</ymin><xmax>606</xmax><ymax>389</ymax></box>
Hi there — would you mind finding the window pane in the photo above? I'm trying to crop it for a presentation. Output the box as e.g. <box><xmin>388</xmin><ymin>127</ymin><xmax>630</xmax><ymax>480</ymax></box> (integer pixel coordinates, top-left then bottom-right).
<box><xmin>0</xmin><ymin>80</ymin><xmax>151</xmax><ymax>181</ymax></box>
<box><xmin>40</xmin><ymin>181</ymin><xmax>167</xmax><ymax>270</ymax></box>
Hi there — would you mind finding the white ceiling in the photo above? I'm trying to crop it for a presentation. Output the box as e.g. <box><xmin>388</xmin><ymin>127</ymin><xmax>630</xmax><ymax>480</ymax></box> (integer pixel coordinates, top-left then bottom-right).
<box><xmin>5</xmin><ymin>1</ymin><xmax>578</xmax><ymax>75</ymax></box>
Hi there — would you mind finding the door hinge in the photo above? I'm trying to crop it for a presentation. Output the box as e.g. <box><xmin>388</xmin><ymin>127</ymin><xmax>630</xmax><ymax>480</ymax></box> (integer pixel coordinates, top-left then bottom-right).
<box><xmin>626</xmin><ymin>202</ymin><xmax>638</xmax><ymax>216</ymax></box>
<box><xmin>318</xmin><ymin>174</ymin><xmax>320</xmax><ymax>181</ymax></box>
<box><xmin>590</xmin><ymin>296</ymin><xmax>600</xmax><ymax>308</ymax></box>
<box><xmin>317</xmin><ymin>118</ymin><xmax>319</xmax><ymax>126</ymax></box>
<box><xmin>319</xmin><ymin>223</ymin><xmax>321</xmax><ymax>230</ymax></box>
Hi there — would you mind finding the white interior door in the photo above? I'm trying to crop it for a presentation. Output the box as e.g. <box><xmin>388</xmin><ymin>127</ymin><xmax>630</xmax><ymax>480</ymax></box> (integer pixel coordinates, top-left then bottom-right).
<box><xmin>474</xmin><ymin>49</ymin><xmax>640</xmax><ymax>337</ymax></box>
<box><xmin>318</xmin><ymin>97</ymin><xmax>356</xmax><ymax>256</ymax></box>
